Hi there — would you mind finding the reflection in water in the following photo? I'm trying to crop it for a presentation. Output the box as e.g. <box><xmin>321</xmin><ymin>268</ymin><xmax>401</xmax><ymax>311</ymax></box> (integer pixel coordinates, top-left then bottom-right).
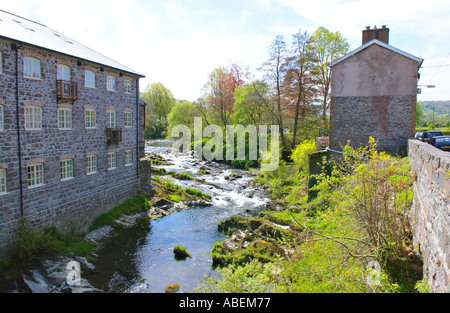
<box><xmin>87</xmin><ymin>139</ymin><xmax>268</xmax><ymax>293</ymax></box>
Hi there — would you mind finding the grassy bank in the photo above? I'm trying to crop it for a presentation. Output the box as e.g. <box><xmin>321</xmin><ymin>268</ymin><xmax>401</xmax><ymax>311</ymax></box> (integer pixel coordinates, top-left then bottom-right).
<box><xmin>198</xmin><ymin>139</ymin><xmax>429</xmax><ymax>293</ymax></box>
<box><xmin>0</xmin><ymin>195</ymin><xmax>152</xmax><ymax>278</ymax></box>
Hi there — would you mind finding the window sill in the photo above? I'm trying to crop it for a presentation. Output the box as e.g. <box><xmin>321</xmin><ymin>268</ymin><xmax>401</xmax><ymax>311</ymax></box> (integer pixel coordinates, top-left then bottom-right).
<box><xmin>85</xmin><ymin>127</ymin><xmax>97</xmax><ymax>130</ymax></box>
<box><xmin>28</xmin><ymin>183</ymin><xmax>45</xmax><ymax>190</ymax></box>
<box><xmin>24</xmin><ymin>76</ymin><xmax>42</xmax><ymax>81</ymax></box>
<box><xmin>87</xmin><ymin>171</ymin><xmax>98</xmax><ymax>176</ymax></box>
<box><xmin>125</xmin><ymin>164</ymin><xmax>133</xmax><ymax>167</ymax></box>
<box><xmin>25</xmin><ymin>128</ymin><xmax>44</xmax><ymax>132</ymax></box>
<box><xmin>84</xmin><ymin>86</ymin><xmax>96</xmax><ymax>89</ymax></box>
<box><xmin>61</xmin><ymin>177</ymin><xmax>74</xmax><ymax>182</ymax></box>
<box><xmin>107</xmin><ymin>167</ymin><xmax>117</xmax><ymax>171</ymax></box>
<box><xmin>58</xmin><ymin>128</ymin><xmax>73</xmax><ymax>131</ymax></box>
<box><xmin>0</xmin><ymin>192</ymin><xmax>8</xmax><ymax>196</ymax></box>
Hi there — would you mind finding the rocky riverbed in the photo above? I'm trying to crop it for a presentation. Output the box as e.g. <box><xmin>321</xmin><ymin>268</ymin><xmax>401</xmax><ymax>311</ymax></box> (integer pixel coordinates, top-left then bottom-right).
<box><xmin>1</xmin><ymin>139</ymin><xmax>271</xmax><ymax>293</ymax></box>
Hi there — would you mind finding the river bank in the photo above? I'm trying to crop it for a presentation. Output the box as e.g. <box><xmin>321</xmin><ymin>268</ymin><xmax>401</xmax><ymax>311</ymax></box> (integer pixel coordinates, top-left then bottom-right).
<box><xmin>0</xmin><ymin>139</ymin><xmax>270</xmax><ymax>293</ymax></box>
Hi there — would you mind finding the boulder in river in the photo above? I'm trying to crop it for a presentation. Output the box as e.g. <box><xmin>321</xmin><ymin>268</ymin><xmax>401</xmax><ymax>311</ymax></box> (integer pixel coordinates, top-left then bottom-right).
<box><xmin>165</xmin><ymin>283</ymin><xmax>181</xmax><ymax>293</ymax></box>
<box><xmin>173</xmin><ymin>245</ymin><xmax>192</xmax><ymax>260</ymax></box>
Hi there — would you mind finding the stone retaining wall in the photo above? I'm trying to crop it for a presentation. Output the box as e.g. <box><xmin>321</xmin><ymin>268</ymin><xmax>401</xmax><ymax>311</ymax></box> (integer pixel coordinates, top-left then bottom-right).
<box><xmin>409</xmin><ymin>140</ymin><xmax>450</xmax><ymax>293</ymax></box>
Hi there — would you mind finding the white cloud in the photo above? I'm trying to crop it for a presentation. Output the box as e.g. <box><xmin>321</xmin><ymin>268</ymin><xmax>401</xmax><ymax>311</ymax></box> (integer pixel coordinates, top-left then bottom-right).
<box><xmin>2</xmin><ymin>0</ymin><xmax>449</xmax><ymax>101</ymax></box>
<box><xmin>276</xmin><ymin>0</ymin><xmax>450</xmax><ymax>100</ymax></box>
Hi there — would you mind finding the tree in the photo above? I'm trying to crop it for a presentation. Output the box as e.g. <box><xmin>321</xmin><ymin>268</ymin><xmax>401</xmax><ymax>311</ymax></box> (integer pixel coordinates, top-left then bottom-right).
<box><xmin>233</xmin><ymin>80</ymin><xmax>272</xmax><ymax>126</ymax></box>
<box><xmin>141</xmin><ymin>82</ymin><xmax>176</xmax><ymax>138</ymax></box>
<box><xmin>309</xmin><ymin>27</ymin><xmax>349</xmax><ymax>135</ymax></box>
<box><xmin>259</xmin><ymin>35</ymin><xmax>289</xmax><ymax>158</ymax></box>
<box><xmin>284</xmin><ymin>29</ymin><xmax>319</xmax><ymax>148</ymax></box>
<box><xmin>201</xmin><ymin>66</ymin><xmax>245</xmax><ymax>127</ymax></box>
<box><xmin>167</xmin><ymin>100</ymin><xmax>196</xmax><ymax>138</ymax></box>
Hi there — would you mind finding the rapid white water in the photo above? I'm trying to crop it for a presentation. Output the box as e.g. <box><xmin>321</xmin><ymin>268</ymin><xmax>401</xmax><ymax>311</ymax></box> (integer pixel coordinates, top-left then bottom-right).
<box><xmin>88</xmin><ymin>139</ymin><xmax>270</xmax><ymax>293</ymax></box>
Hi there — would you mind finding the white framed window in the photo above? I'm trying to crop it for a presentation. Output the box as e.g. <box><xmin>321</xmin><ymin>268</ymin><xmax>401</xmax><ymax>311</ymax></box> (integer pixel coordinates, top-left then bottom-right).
<box><xmin>58</xmin><ymin>108</ymin><xmax>72</xmax><ymax>129</ymax></box>
<box><xmin>24</xmin><ymin>106</ymin><xmax>42</xmax><ymax>130</ymax></box>
<box><xmin>85</xmin><ymin>110</ymin><xmax>96</xmax><ymax>128</ymax></box>
<box><xmin>107</xmin><ymin>76</ymin><xmax>116</xmax><ymax>91</ymax></box>
<box><xmin>86</xmin><ymin>155</ymin><xmax>97</xmax><ymax>175</ymax></box>
<box><xmin>124</xmin><ymin>80</ymin><xmax>132</xmax><ymax>93</ymax></box>
<box><xmin>27</xmin><ymin>163</ymin><xmax>44</xmax><ymax>187</ymax></box>
<box><xmin>57</xmin><ymin>64</ymin><xmax>71</xmax><ymax>81</ymax></box>
<box><xmin>106</xmin><ymin>110</ymin><xmax>116</xmax><ymax>128</ymax></box>
<box><xmin>60</xmin><ymin>159</ymin><xmax>73</xmax><ymax>181</ymax></box>
<box><xmin>85</xmin><ymin>70</ymin><xmax>95</xmax><ymax>88</ymax></box>
<box><xmin>107</xmin><ymin>152</ymin><xmax>117</xmax><ymax>170</ymax></box>
<box><xmin>124</xmin><ymin>112</ymin><xmax>132</xmax><ymax>127</ymax></box>
<box><xmin>0</xmin><ymin>169</ymin><xmax>6</xmax><ymax>194</ymax></box>
<box><xmin>0</xmin><ymin>51</ymin><xmax>3</xmax><ymax>74</ymax></box>
<box><xmin>23</xmin><ymin>57</ymin><xmax>41</xmax><ymax>79</ymax></box>
<box><xmin>0</xmin><ymin>105</ymin><xmax>3</xmax><ymax>131</ymax></box>
<box><xmin>125</xmin><ymin>150</ymin><xmax>133</xmax><ymax>166</ymax></box>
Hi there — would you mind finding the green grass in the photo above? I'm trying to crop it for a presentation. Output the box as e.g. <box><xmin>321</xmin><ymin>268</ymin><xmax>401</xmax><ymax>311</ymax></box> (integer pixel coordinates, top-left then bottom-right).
<box><xmin>152</xmin><ymin>167</ymin><xmax>166</xmax><ymax>175</ymax></box>
<box><xmin>165</xmin><ymin>180</ymin><xmax>181</xmax><ymax>190</ymax></box>
<box><xmin>169</xmin><ymin>194</ymin><xmax>184</xmax><ymax>202</ymax></box>
<box><xmin>2</xmin><ymin>225</ymin><xmax>92</xmax><ymax>271</ymax></box>
<box><xmin>173</xmin><ymin>245</ymin><xmax>192</xmax><ymax>259</ymax></box>
<box><xmin>1</xmin><ymin>195</ymin><xmax>152</xmax><ymax>276</ymax></box>
<box><xmin>89</xmin><ymin>195</ymin><xmax>152</xmax><ymax>231</ymax></box>
<box><xmin>184</xmin><ymin>188</ymin><xmax>212</xmax><ymax>200</ymax></box>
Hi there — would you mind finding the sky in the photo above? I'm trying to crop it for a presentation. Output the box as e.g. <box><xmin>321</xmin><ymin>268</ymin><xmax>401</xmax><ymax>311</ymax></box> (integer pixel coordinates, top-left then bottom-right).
<box><xmin>1</xmin><ymin>0</ymin><xmax>450</xmax><ymax>102</ymax></box>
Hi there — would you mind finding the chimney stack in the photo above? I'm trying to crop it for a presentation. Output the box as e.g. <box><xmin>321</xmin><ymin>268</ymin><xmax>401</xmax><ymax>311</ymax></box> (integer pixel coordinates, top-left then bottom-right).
<box><xmin>362</xmin><ymin>25</ymin><xmax>389</xmax><ymax>45</ymax></box>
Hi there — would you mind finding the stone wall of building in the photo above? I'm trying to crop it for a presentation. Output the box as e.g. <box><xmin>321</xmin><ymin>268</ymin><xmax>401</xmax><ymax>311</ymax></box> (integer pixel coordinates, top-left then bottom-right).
<box><xmin>330</xmin><ymin>95</ymin><xmax>416</xmax><ymax>155</ymax></box>
<box><xmin>0</xmin><ymin>39</ymin><xmax>145</xmax><ymax>252</ymax></box>
<box><xmin>409</xmin><ymin>140</ymin><xmax>450</xmax><ymax>293</ymax></box>
<box><xmin>329</xmin><ymin>42</ymin><xmax>420</xmax><ymax>155</ymax></box>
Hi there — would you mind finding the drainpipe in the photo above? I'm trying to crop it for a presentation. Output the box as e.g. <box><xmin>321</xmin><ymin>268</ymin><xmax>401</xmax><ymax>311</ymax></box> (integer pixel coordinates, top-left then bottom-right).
<box><xmin>135</xmin><ymin>78</ymin><xmax>139</xmax><ymax>181</ymax></box>
<box><xmin>12</xmin><ymin>42</ymin><xmax>24</xmax><ymax>217</ymax></box>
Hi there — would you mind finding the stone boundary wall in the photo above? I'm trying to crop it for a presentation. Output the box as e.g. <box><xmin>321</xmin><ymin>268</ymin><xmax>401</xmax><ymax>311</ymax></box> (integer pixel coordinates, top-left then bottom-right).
<box><xmin>409</xmin><ymin>140</ymin><xmax>450</xmax><ymax>293</ymax></box>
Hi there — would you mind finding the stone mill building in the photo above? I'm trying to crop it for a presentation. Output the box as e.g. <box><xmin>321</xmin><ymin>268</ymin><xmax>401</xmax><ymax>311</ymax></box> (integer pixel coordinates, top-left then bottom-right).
<box><xmin>0</xmin><ymin>10</ymin><xmax>146</xmax><ymax>251</ymax></box>
<box><xmin>329</xmin><ymin>26</ymin><xmax>424</xmax><ymax>155</ymax></box>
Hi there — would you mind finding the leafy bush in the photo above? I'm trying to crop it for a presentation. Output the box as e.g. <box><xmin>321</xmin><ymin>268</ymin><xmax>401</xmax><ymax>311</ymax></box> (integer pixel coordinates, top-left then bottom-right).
<box><xmin>291</xmin><ymin>139</ymin><xmax>316</xmax><ymax>173</ymax></box>
<box><xmin>195</xmin><ymin>259</ymin><xmax>278</xmax><ymax>293</ymax></box>
<box><xmin>8</xmin><ymin>225</ymin><xmax>91</xmax><ymax>269</ymax></box>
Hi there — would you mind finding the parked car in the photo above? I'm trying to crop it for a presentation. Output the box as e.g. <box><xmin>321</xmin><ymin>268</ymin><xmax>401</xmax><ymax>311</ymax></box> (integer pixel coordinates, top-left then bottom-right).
<box><xmin>429</xmin><ymin>136</ymin><xmax>450</xmax><ymax>152</ymax></box>
<box><xmin>414</xmin><ymin>132</ymin><xmax>423</xmax><ymax>140</ymax></box>
<box><xmin>421</xmin><ymin>130</ymin><xmax>444</xmax><ymax>143</ymax></box>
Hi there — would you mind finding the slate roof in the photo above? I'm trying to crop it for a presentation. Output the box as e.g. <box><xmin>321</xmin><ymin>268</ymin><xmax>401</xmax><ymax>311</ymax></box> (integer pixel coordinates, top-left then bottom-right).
<box><xmin>329</xmin><ymin>39</ymin><xmax>424</xmax><ymax>68</ymax></box>
<box><xmin>0</xmin><ymin>9</ymin><xmax>145</xmax><ymax>77</ymax></box>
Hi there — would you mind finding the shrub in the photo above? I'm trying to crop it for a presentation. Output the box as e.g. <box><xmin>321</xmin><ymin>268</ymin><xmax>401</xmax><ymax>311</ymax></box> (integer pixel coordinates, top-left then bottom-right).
<box><xmin>8</xmin><ymin>225</ymin><xmax>92</xmax><ymax>269</ymax></box>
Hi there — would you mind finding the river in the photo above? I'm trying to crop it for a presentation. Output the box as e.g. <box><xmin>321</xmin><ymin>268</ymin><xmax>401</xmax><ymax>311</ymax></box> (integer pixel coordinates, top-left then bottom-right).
<box><xmin>83</xmin><ymin>139</ymin><xmax>270</xmax><ymax>293</ymax></box>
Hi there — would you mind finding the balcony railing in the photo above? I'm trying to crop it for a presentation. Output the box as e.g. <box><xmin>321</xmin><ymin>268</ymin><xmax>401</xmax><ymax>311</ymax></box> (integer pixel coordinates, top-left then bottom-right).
<box><xmin>56</xmin><ymin>80</ymin><xmax>78</xmax><ymax>101</ymax></box>
<box><xmin>107</xmin><ymin>128</ymin><xmax>122</xmax><ymax>145</ymax></box>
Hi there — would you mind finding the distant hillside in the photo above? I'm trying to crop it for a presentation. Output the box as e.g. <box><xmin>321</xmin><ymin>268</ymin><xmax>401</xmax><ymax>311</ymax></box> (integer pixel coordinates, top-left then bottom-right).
<box><xmin>420</xmin><ymin>101</ymin><xmax>450</xmax><ymax>125</ymax></box>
